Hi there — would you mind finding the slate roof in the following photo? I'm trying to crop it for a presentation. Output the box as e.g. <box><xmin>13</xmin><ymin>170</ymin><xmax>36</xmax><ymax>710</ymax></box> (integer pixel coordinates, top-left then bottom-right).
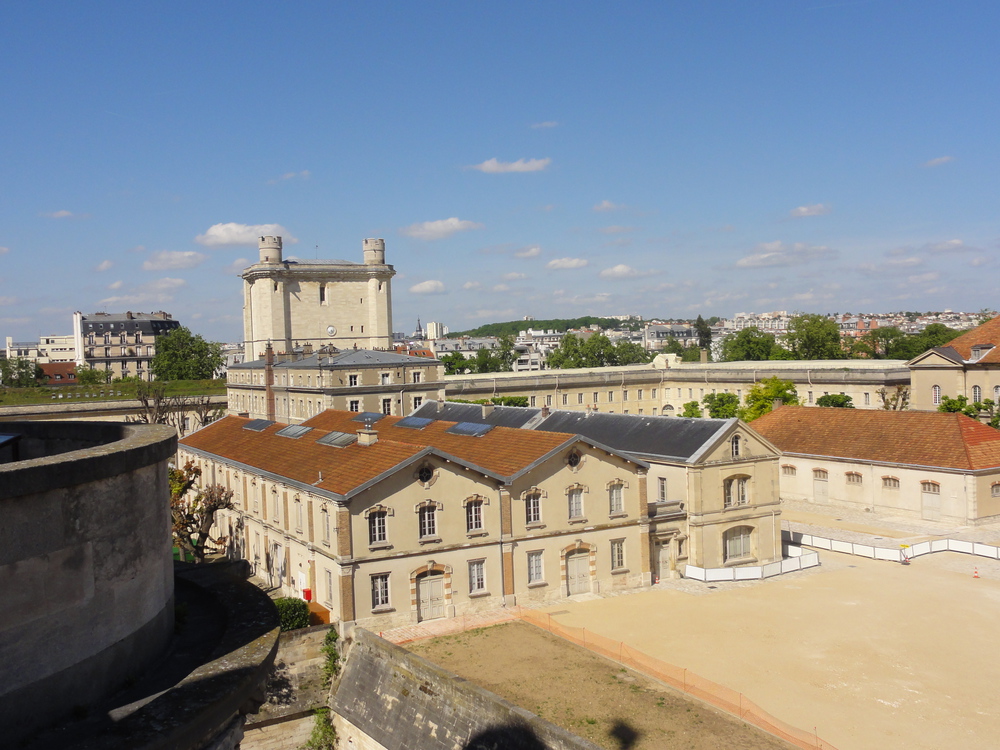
<box><xmin>411</xmin><ymin>401</ymin><xmax>734</xmax><ymax>462</ymax></box>
<box><xmin>752</xmin><ymin>406</ymin><xmax>1000</xmax><ymax>470</ymax></box>
<box><xmin>923</xmin><ymin>315</ymin><xmax>1000</xmax><ymax>365</ymax></box>
<box><xmin>229</xmin><ymin>349</ymin><xmax>440</xmax><ymax>371</ymax></box>
<box><xmin>178</xmin><ymin>409</ymin><xmax>612</xmax><ymax>499</ymax></box>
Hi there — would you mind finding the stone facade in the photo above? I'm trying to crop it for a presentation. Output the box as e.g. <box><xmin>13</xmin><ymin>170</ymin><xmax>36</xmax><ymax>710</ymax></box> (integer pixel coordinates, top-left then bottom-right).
<box><xmin>73</xmin><ymin>310</ymin><xmax>181</xmax><ymax>380</ymax></box>
<box><xmin>242</xmin><ymin>236</ymin><xmax>394</xmax><ymax>360</ymax></box>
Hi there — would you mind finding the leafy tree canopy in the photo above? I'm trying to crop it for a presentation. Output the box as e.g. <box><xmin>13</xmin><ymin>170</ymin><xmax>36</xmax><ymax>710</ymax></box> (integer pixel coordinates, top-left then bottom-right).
<box><xmin>546</xmin><ymin>333</ymin><xmax>653</xmax><ymax>369</ymax></box>
<box><xmin>816</xmin><ymin>393</ymin><xmax>854</xmax><ymax>408</ymax></box>
<box><xmin>0</xmin><ymin>357</ymin><xmax>44</xmax><ymax>387</ymax></box>
<box><xmin>75</xmin><ymin>367</ymin><xmax>111</xmax><ymax>386</ymax></box>
<box><xmin>694</xmin><ymin>315</ymin><xmax>712</xmax><ymax>349</ymax></box>
<box><xmin>449</xmin><ymin>316</ymin><xmax>642</xmax><ymax>338</ymax></box>
<box><xmin>681</xmin><ymin>401</ymin><xmax>702</xmax><ymax>418</ymax></box>
<box><xmin>702</xmin><ymin>392</ymin><xmax>739</xmax><ymax>419</ymax></box>
<box><xmin>151</xmin><ymin>327</ymin><xmax>224</xmax><ymax>381</ymax></box>
<box><xmin>439</xmin><ymin>351</ymin><xmax>469</xmax><ymax>375</ymax></box>
<box><xmin>721</xmin><ymin>328</ymin><xmax>777</xmax><ymax>362</ymax></box>
<box><xmin>785</xmin><ymin>314</ymin><xmax>845</xmax><ymax>360</ymax></box>
<box><xmin>740</xmin><ymin>377</ymin><xmax>799</xmax><ymax>421</ymax></box>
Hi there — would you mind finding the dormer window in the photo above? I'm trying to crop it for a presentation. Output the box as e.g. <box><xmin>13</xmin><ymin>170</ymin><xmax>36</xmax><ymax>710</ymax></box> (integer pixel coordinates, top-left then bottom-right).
<box><xmin>970</xmin><ymin>345</ymin><xmax>994</xmax><ymax>362</ymax></box>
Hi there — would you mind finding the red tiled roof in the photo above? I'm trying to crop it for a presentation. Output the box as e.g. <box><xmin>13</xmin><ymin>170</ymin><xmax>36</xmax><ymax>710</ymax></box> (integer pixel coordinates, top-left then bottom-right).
<box><xmin>752</xmin><ymin>406</ymin><xmax>1000</xmax><ymax>470</ymax></box>
<box><xmin>179</xmin><ymin>410</ymin><xmax>575</xmax><ymax>497</ymax></box>
<box><xmin>937</xmin><ymin>315</ymin><xmax>1000</xmax><ymax>365</ymax></box>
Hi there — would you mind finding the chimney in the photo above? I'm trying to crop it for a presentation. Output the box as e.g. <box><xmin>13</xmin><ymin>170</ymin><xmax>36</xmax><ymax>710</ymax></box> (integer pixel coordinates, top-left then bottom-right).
<box><xmin>264</xmin><ymin>342</ymin><xmax>276</xmax><ymax>422</ymax></box>
<box><xmin>481</xmin><ymin>403</ymin><xmax>494</xmax><ymax>418</ymax></box>
<box><xmin>302</xmin><ymin>342</ymin><xmax>314</xmax><ymax>357</ymax></box>
<box><xmin>357</xmin><ymin>424</ymin><xmax>378</xmax><ymax>446</ymax></box>
<box><xmin>772</xmin><ymin>399</ymin><xmax>783</xmax><ymax>411</ymax></box>
<box><xmin>700</xmin><ymin>348</ymin><xmax>709</xmax><ymax>363</ymax></box>
<box><xmin>541</xmin><ymin>405</ymin><xmax>550</xmax><ymax>418</ymax></box>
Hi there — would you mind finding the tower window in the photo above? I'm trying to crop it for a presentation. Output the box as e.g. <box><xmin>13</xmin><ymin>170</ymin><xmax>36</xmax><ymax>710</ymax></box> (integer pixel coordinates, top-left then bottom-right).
<box><xmin>319</xmin><ymin>284</ymin><xmax>326</xmax><ymax>303</ymax></box>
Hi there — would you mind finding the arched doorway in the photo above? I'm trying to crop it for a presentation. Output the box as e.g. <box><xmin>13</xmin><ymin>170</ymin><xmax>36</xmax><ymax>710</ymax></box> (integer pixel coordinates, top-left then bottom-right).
<box><xmin>416</xmin><ymin>570</ymin><xmax>446</xmax><ymax>621</ymax></box>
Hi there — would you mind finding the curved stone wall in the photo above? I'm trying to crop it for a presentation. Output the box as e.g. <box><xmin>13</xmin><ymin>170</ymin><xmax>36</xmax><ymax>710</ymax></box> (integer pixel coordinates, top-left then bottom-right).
<box><xmin>0</xmin><ymin>421</ymin><xmax>177</xmax><ymax>743</ymax></box>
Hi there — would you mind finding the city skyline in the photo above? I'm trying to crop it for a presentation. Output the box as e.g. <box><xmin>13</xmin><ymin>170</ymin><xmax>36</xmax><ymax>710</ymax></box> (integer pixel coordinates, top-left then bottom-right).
<box><xmin>2</xmin><ymin>2</ymin><xmax>998</xmax><ymax>343</ymax></box>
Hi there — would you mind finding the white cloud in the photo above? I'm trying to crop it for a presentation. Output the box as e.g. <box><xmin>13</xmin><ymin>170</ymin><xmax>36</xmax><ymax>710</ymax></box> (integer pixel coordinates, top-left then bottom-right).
<box><xmin>514</xmin><ymin>245</ymin><xmax>542</xmax><ymax>258</ymax></box>
<box><xmin>908</xmin><ymin>271</ymin><xmax>941</xmax><ymax>284</ymax></box>
<box><xmin>971</xmin><ymin>257</ymin><xmax>990</xmax><ymax>267</ymax></box>
<box><xmin>409</xmin><ymin>280</ymin><xmax>446</xmax><ymax>295</ymax></box>
<box><xmin>0</xmin><ymin>296</ymin><xmax>17</xmax><ymax>306</ymax></box>
<box><xmin>599</xmin><ymin>225</ymin><xmax>634</xmax><ymax>235</ymax></box>
<box><xmin>267</xmin><ymin>170</ymin><xmax>310</xmax><ymax>184</ymax></box>
<box><xmin>95</xmin><ymin>259</ymin><xmax>113</xmax><ymax>272</ymax></box>
<box><xmin>0</xmin><ymin>246</ymin><xmax>9</xmax><ymax>255</ymax></box>
<box><xmin>926</xmin><ymin>239</ymin><xmax>967</xmax><ymax>253</ymax></box>
<box><xmin>41</xmin><ymin>210</ymin><xmax>76</xmax><ymax>219</ymax></box>
<box><xmin>789</xmin><ymin>203</ymin><xmax>830</xmax><ymax>218</ymax></box>
<box><xmin>546</xmin><ymin>257</ymin><xmax>589</xmax><ymax>270</ymax></box>
<box><xmin>195</xmin><ymin>222</ymin><xmax>298</xmax><ymax>247</ymax></box>
<box><xmin>492</xmin><ymin>283</ymin><xmax>510</xmax><ymax>292</ymax></box>
<box><xmin>142</xmin><ymin>250</ymin><xmax>207</xmax><ymax>271</ymax></box>
<box><xmin>225</xmin><ymin>257</ymin><xmax>251</xmax><ymax>274</ymax></box>
<box><xmin>400</xmin><ymin>218</ymin><xmax>484</xmax><ymax>241</ymax></box>
<box><xmin>471</xmin><ymin>308</ymin><xmax>516</xmax><ymax>319</ymax></box>
<box><xmin>470</xmin><ymin>157</ymin><xmax>551</xmax><ymax>173</ymax></box>
<box><xmin>553</xmin><ymin>291</ymin><xmax>611</xmax><ymax>306</ymax></box>
<box><xmin>531</xmin><ymin>121</ymin><xmax>558</xmax><ymax>129</ymax></box>
<box><xmin>99</xmin><ymin>278</ymin><xmax>186</xmax><ymax>307</ymax></box>
<box><xmin>592</xmin><ymin>200</ymin><xmax>623</xmax><ymax>212</ymax></box>
<box><xmin>502</xmin><ymin>272</ymin><xmax>527</xmax><ymax>281</ymax></box>
<box><xmin>462</xmin><ymin>281</ymin><xmax>482</xmax><ymax>290</ymax></box>
<box><xmin>884</xmin><ymin>256</ymin><xmax>923</xmax><ymax>268</ymax></box>
<box><xmin>736</xmin><ymin>241</ymin><xmax>835</xmax><ymax>268</ymax></box>
<box><xmin>599</xmin><ymin>264</ymin><xmax>654</xmax><ymax>279</ymax></box>
<box><xmin>108</xmin><ymin>280</ymin><xmax>123</xmax><ymax>290</ymax></box>
<box><xmin>923</xmin><ymin>156</ymin><xmax>954</xmax><ymax>167</ymax></box>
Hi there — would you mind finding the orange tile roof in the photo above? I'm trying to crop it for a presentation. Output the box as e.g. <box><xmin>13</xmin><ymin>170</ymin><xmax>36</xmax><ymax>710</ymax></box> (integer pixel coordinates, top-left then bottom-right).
<box><xmin>179</xmin><ymin>410</ymin><xmax>577</xmax><ymax>497</ymax></box>
<box><xmin>937</xmin><ymin>315</ymin><xmax>1000</xmax><ymax>364</ymax></box>
<box><xmin>752</xmin><ymin>406</ymin><xmax>1000</xmax><ymax>470</ymax></box>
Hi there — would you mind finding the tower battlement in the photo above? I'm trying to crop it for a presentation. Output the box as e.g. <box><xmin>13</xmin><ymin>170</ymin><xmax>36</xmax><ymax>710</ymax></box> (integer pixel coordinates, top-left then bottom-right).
<box><xmin>258</xmin><ymin>235</ymin><xmax>283</xmax><ymax>263</ymax></box>
<box><xmin>363</xmin><ymin>237</ymin><xmax>386</xmax><ymax>265</ymax></box>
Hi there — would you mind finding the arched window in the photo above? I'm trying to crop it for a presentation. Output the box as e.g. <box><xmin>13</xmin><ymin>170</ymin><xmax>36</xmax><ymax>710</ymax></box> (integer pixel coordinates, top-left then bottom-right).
<box><xmin>781</xmin><ymin>464</ymin><xmax>797</xmax><ymax>476</ymax></box>
<box><xmin>813</xmin><ymin>469</ymin><xmax>829</xmax><ymax>481</ymax></box>
<box><xmin>882</xmin><ymin>476</ymin><xmax>900</xmax><ymax>489</ymax></box>
<box><xmin>731</xmin><ymin>434</ymin><xmax>741</xmax><ymax>458</ymax></box>
<box><xmin>973</xmin><ymin>385</ymin><xmax>983</xmax><ymax>403</ymax></box>
<box><xmin>994</xmin><ymin>385</ymin><xmax>1000</xmax><ymax>402</ymax></box>
<box><xmin>921</xmin><ymin>481</ymin><xmax>940</xmax><ymax>494</ymax></box>
<box><xmin>845</xmin><ymin>472</ymin><xmax>863</xmax><ymax>485</ymax></box>
<box><xmin>723</xmin><ymin>526</ymin><xmax>753</xmax><ymax>562</ymax></box>
<box><xmin>992</xmin><ymin>483</ymin><xmax>1000</xmax><ymax>498</ymax></box>
<box><xmin>724</xmin><ymin>476</ymin><xmax>750</xmax><ymax>507</ymax></box>
<box><xmin>932</xmin><ymin>385</ymin><xmax>941</xmax><ymax>405</ymax></box>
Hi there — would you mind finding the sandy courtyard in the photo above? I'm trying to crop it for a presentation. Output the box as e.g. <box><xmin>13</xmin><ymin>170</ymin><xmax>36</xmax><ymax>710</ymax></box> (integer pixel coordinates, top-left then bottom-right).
<box><xmin>537</xmin><ymin>549</ymin><xmax>1000</xmax><ymax>750</ymax></box>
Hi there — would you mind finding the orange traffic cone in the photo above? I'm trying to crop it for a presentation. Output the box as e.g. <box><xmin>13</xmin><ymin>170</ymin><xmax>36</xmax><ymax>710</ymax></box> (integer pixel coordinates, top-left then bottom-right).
<box><xmin>974</xmin><ymin>568</ymin><xmax>980</xmax><ymax>579</ymax></box>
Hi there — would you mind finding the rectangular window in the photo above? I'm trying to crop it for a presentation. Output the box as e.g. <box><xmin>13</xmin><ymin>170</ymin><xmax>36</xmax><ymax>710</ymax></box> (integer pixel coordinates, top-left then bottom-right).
<box><xmin>658</xmin><ymin>477</ymin><xmax>667</xmax><ymax>502</ymax></box>
<box><xmin>349</xmin><ymin>399</ymin><xmax>361</xmax><ymax>412</ymax></box>
<box><xmin>319</xmin><ymin>284</ymin><xmax>326</xmax><ymax>303</ymax></box>
<box><xmin>546</xmin><ymin>394</ymin><xmax>552</xmax><ymax>406</ymax></box>
<box><xmin>466</xmin><ymin>500</ymin><xmax>483</xmax><ymax>532</ymax></box>
<box><xmin>413</xmin><ymin>396</ymin><xmax>423</xmax><ymax>409</ymax></box>
<box><xmin>864</xmin><ymin>392</ymin><xmax>871</xmax><ymax>406</ymax></box>
<box><xmin>381</xmin><ymin>398</ymin><xmax>392</xmax><ymax>415</ymax></box>
<box><xmin>526</xmin><ymin>494</ymin><xmax>541</xmax><ymax>524</ymax></box>
<box><xmin>611</xmin><ymin>540</ymin><xmax>625</xmax><ymax>570</ymax></box>
<box><xmin>637</xmin><ymin>389</ymin><xmax>644</xmax><ymax>400</ymax></box>
<box><xmin>577</xmin><ymin>393</ymin><xmax>584</xmax><ymax>405</ymax></box>
<box><xmin>622</xmin><ymin>390</ymin><xmax>628</xmax><ymax>401</ymax></box>
<box><xmin>371</xmin><ymin>573</ymin><xmax>389</xmax><ymax>609</ymax></box>
<box><xmin>419</xmin><ymin>506</ymin><xmax>437</xmax><ymax>538</ymax></box>
<box><xmin>609</xmin><ymin>484</ymin><xmax>623</xmax><ymax>514</ymax></box>
<box><xmin>562</xmin><ymin>393</ymin><xmax>568</xmax><ymax>405</ymax></box>
<box><xmin>295</xmin><ymin>500</ymin><xmax>303</xmax><ymax>531</ymax></box>
<box><xmin>527</xmin><ymin>551</ymin><xmax>543</xmax><ymax>583</ymax></box>
<box><xmin>469</xmin><ymin>560</ymin><xmax>486</xmax><ymax>593</ymax></box>
<box><xmin>568</xmin><ymin>488</ymin><xmax>584</xmax><ymax>519</ymax></box>
<box><xmin>380</xmin><ymin>372</ymin><xmax>390</xmax><ymax>385</ymax></box>
<box><xmin>651</xmin><ymin>388</ymin><xmax>657</xmax><ymax>399</ymax></box>
<box><xmin>368</xmin><ymin>511</ymin><xmax>387</xmax><ymax>545</ymax></box>
<box><xmin>412</xmin><ymin>371</ymin><xmax>422</xmax><ymax>384</ymax></box>
<box><xmin>530</xmin><ymin>395</ymin><xmax>536</xmax><ymax>407</ymax></box>
<box><xmin>608</xmin><ymin>391</ymin><xmax>615</xmax><ymax>403</ymax></box>
<box><xmin>322</xmin><ymin>508</ymin><xmax>331</xmax><ymax>544</ymax></box>
<box><xmin>349</xmin><ymin>374</ymin><xmax>359</xmax><ymax>386</ymax></box>
<box><xmin>325</xmin><ymin>569</ymin><xmax>333</xmax><ymax>604</ymax></box>
<box><xmin>725</xmin><ymin>528</ymin><xmax>752</xmax><ymax>561</ymax></box>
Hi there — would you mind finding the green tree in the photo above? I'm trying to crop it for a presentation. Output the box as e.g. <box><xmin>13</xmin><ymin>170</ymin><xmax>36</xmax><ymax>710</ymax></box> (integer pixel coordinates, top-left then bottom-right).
<box><xmin>75</xmin><ymin>367</ymin><xmax>111</xmax><ymax>385</ymax></box>
<box><xmin>937</xmin><ymin>394</ymin><xmax>980</xmax><ymax>418</ymax></box>
<box><xmin>721</xmin><ymin>328</ymin><xmax>777</xmax><ymax>362</ymax></box>
<box><xmin>740</xmin><ymin>377</ymin><xmax>799</xmax><ymax>421</ymax></box>
<box><xmin>495</xmin><ymin>334</ymin><xmax>516</xmax><ymax>371</ymax></box>
<box><xmin>546</xmin><ymin>333</ymin><xmax>584</xmax><ymax>369</ymax></box>
<box><xmin>855</xmin><ymin>327</ymin><xmax>908</xmax><ymax>359</ymax></box>
<box><xmin>702</xmin><ymin>392</ymin><xmax>740</xmax><ymax>418</ymax></box>
<box><xmin>681</xmin><ymin>401</ymin><xmax>702</xmax><ymax>418</ymax></box>
<box><xmin>785</xmin><ymin>314</ymin><xmax>845</xmax><ymax>360</ymax></box>
<box><xmin>661</xmin><ymin>338</ymin><xmax>685</xmax><ymax>355</ymax></box>
<box><xmin>613</xmin><ymin>339</ymin><xmax>653</xmax><ymax>365</ymax></box>
<box><xmin>439</xmin><ymin>351</ymin><xmax>469</xmax><ymax>375</ymax></box>
<box><xmin>816</xmin><ymin>393</ymin><xmax>855</xmax><ymax>408</ymax></box>
<box><xmin>151</xmin><ymin>327</ymin><xmax>224</xmax><ymax>381</ymax></box>
<box><xmin>680</xmin><ymin>345</ymin><xmax>704</xmax><ymax>362</ymax></box>
<box><xmin>580</xmin><ymin>334</ymin><xmax>616</xmax><ymax>367</ymax></box>
<box><xmin>877</xmin><ymin>385</ymin><xmax>910</xmax><ymax>411</ymax></box>
<box><xmin>694</xmin><ymin>315</ymin><xmax>712</xmax><ymax>350</ymax></box>
<box><xmin>916</xmin><ymin>323</ymin><xmax>961</xmax><ymax>351</ymax></box>
<box><xmin>0</xmin><ymin>357</ymin><xmax>43</xmax><ymax>387</ymax></box>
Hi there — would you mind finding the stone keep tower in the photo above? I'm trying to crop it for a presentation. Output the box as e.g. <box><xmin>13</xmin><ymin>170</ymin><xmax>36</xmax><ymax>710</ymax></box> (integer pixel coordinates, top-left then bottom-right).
<box><xmin>242</xmin><ymin>236</ymin><xmax>395</xmax><ymax>359</ymax></box>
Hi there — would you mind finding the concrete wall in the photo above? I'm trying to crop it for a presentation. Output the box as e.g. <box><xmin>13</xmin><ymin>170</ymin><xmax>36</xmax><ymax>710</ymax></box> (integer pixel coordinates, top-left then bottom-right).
<box><xmin>331</xmin><ymin>627</ymin><xmax>602</xmax><ymax>750</ymax></box>
<box><xmin>0</xmin><ymin>421</ymin><xmax>177</xmax><ymax>744</ymax></box>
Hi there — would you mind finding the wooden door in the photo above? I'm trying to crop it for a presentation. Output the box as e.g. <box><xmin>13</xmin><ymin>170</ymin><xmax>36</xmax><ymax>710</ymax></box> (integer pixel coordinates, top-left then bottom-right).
<box><xmin>417</xmin><ymin>572</ymin><xmax>445</xmax><ymax>621</ymax></box>
<box><xmin>567</xmin><ymin>551</ymin><xmax>590</xmax><ymax>595</ymax></box>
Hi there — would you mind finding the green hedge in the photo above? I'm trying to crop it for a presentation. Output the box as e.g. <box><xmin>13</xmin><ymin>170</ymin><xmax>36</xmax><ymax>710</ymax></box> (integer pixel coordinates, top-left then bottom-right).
<box><xmin>274</xmin><ymin>597</ymin><xmax>310</xmax><ymax>631</ymax></box>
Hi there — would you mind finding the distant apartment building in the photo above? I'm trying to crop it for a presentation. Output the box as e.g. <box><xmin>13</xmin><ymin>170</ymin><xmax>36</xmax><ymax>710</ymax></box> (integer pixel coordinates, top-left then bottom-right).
<box><xmin>725</xmin><ymin>311</ymin><xmax>792</xmax><ymax>334</ymax></box>
<box><xmin>424</xmin><ymin>321</ymin><xmax>448</xmax><ymax>340</ymax></box>
<box><xmin>73</xmin><ymin>311</ymin><xmax>181</xmax><ymax>380</ymax></box>
<box><xmin>642</xmin><ymin>323</ymin><xmax>698</xmax><ymax>351</ymax></box>
<box><xmin>5</xmin><ymin>333</ymin><xmax>77</xmax><ymax>363</ymax></box>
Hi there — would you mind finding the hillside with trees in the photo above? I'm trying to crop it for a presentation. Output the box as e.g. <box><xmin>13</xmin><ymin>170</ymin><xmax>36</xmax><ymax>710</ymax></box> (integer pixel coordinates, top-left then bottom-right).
<box><xmin>449</xmin><ymin>316</ymin><xmax>642</xmax><ymax>337</ymax></box>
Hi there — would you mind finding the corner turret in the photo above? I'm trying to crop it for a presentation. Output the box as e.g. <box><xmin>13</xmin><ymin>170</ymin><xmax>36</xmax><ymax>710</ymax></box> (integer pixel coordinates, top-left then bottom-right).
<box><xmin>259</xmin><ymin>235</ymin><xmax>282</xmax><ymax>263</ymax></box>
<box><xmin>363</xmin><ymin>238</ymin><xmax>386</xmax><ymax>265</ymax></box>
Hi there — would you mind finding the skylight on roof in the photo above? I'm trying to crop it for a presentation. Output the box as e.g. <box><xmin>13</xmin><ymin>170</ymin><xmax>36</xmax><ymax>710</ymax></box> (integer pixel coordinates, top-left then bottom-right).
<box><xmin>351</xmin><ymin>412</ymin><xmax>386</xmax><ymax>424</ymax></box>
<box><xmin>445</xmin><ymin>422</ymin><xmax>495</xmax><ymax>437</ymax></box>
<box><xmin>316</xmin><ymin>431</ymin><xmax>358</xmax><ymax>448</ymax></box>
<box><xmin>396</xmin><ymin>416</ymin><xmax>433</xmax><ymax>430</ymax></box>
<box><xmin>244</xmin><ymin>419</ymin><xmax>274</xmax><ymax>432</ymax></box>
<box><xmin>276</xmin><ymin>424</ymin><xmax>312</xmax><ymax>439</ymax></box>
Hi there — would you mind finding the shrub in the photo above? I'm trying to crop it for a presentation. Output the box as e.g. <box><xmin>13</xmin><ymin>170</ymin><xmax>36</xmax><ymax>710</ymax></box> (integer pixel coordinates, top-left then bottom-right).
<box><xmin>274</xmin><ymin>597</ymin><xmax>310</xmax><ymax>631</ymax></box>
<box><xmin>300</xmin><ymin>707</ymin><xmax>337</xmax><ymax>750</ymax></box>
<box><xmin>320</xmin><ymin>627</ymin><xmax>340</xmax><ymax>687</ymax></box>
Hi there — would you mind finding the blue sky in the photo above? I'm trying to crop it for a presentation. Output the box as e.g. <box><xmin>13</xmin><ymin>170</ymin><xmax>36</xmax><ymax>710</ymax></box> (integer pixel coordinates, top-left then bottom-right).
<box><xmin>2</xmin><ymin>2</ymin><xmax>998</xmax><ymax>343</ymax></box>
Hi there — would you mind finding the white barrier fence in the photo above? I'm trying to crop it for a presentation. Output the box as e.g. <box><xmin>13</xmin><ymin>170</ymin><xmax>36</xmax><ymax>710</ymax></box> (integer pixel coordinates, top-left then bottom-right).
<box><xmin>782</xmin><ymin>530</ymin><xmax>1000</xmax><ymax>563</ymax></box>
<box><xmin>683</xmin><ymin>544</ymin><xmax>820</xmax><ymax>582</ymax></box>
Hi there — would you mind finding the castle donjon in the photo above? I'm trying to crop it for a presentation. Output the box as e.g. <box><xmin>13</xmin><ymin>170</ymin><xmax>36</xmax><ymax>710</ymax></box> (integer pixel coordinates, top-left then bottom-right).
<box><xmin>242</xmin><ymin>235</ymin><xmax>394</xmax><ymax>359</ymax></box>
